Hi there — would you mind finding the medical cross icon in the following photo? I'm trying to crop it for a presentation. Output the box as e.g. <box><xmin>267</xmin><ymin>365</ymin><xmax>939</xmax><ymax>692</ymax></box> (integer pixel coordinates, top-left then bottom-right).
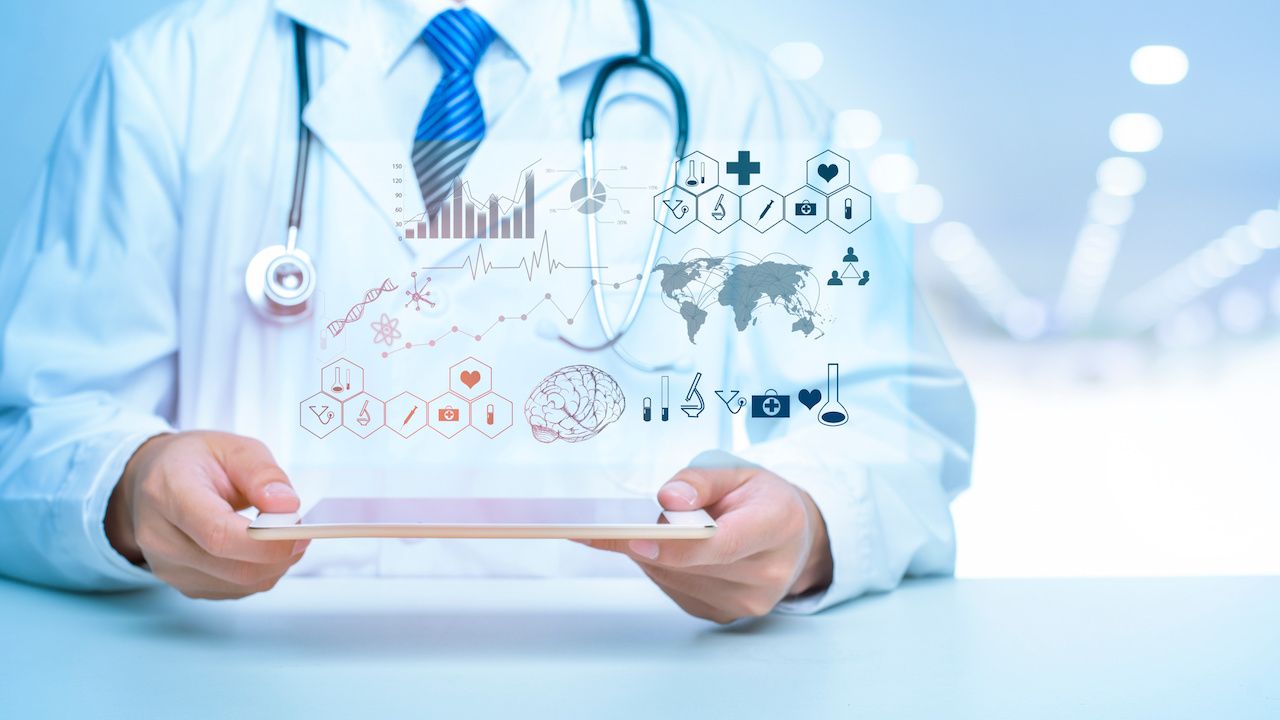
<box><xmin>725</xmin><ymin>150</ymin><xmax>760</xmax><ymax>185</ymax></box>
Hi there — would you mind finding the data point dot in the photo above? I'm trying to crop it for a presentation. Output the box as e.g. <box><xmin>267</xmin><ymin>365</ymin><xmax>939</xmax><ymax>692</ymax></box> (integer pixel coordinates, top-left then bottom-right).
<box><xmin>544</xmin><ymin>293</ymin><xmax>552</xmax><ymax>299</ymax></box>
<box><xmin>613</xmin><ymin>283</ymin><xmax>620</xmax><ymax>289</ymax></box>
<box><xmin>567</xmin><ymin>318</ymin><xmax>575</xmax><ymax>325</ymax></box>
<box><xmin>451</xmin><ymin>325</ymin><xmax>459</xmax><ymax>332</ymax></box>
<box><xmin>521</xmin><ymin>314</ymin><xmax>528</xmax><ymax>320</ymax></box>
<box><xmin>428</xmin><ymin>340</ymin><xmax>436</xmax><ymax>347</ymax></box>
<box><xmin>474</xmin><ymin>335</ymin><xmax>482</xmax><ymax>341</ymax></box>
<box><xmin>498</xmin><ymin>315</ymin><xmax>505</xmax><ymax>322</ymax></box>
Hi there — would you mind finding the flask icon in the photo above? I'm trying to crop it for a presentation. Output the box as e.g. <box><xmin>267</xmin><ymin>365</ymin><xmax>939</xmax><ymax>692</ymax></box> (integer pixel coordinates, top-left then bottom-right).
<box><xmin>817</xmin><ymin>363</ymin><xmax>848</xmax><ymax>427</ymax></box>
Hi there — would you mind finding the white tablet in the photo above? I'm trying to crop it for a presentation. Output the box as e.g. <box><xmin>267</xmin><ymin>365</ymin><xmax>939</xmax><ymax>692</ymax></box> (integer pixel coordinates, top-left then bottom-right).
<box><xmin>247</xmin><ymin>497</ymin><xmax>717</xmax><ymax>540</ymax></box>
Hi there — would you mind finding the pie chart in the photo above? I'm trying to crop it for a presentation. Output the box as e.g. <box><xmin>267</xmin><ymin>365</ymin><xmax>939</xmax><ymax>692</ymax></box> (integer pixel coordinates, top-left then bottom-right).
<box><xmin>570</xmin><ymin>177</ymin><xmax>608</xmax><ymax>214</ymax></box>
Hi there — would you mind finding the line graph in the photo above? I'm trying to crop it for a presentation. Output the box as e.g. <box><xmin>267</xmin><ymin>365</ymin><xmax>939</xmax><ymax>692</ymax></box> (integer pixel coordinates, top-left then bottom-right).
<box><xmin>422</xmin><ymin>232</ymin><xmax>605</xmax><ymax>281</ymax></box>
<box><xmin>379</xmin><ymin>277</ymin><xmax>639</xmax><ymax>359</ymax></box>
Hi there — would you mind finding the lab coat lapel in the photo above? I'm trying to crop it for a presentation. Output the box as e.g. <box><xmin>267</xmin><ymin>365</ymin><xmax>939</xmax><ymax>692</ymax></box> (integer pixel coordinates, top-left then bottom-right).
<box><xmin>301</xmin><ymin>39</ymin><xmax>412</xmax><ymax>250</ymax></box>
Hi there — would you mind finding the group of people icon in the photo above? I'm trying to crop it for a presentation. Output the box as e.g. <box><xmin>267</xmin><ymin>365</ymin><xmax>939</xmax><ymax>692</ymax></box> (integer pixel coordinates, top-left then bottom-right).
<box><xmin>827</xmin><ymin>247</ymin><xmax>870</xmax><ymax>286</ymax></box>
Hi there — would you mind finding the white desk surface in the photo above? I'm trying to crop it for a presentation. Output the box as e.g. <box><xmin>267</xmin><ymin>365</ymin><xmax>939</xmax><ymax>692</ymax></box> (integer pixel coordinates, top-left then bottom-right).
<box><xmin>0</xmin><ymin>576</ymin><xmax>1276</xmax><ymax>718</ymax></box>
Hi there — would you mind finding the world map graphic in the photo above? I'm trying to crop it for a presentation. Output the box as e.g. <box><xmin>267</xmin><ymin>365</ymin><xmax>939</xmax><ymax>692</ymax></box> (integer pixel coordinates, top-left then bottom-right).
<box><xmin>652</xmin><ymin>251</ymin><xmax>825</xmax><ymax>343</ymax></box>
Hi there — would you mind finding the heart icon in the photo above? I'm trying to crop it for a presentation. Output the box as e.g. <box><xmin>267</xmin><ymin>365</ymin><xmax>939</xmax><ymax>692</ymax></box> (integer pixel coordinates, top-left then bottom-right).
<box><xmin>817</xmin><ymin>163</ymin><xmax>839</xmax><ymax>183</ymax></box>
<box><xmin>460</xmin><ymin>370</ymin><xmax>481</xmax><ymax>388</ymax></box>
<box><xmin>798</xmin><ymin>388</ymin><xmax>822</xmax><ymax>410</ymax></box>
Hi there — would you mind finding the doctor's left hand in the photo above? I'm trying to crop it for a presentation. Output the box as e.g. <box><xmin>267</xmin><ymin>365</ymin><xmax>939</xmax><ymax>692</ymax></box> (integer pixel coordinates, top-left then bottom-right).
<box><xmin>582</xmin><ymin>467</ymin><xmax>833</xmax><ymax>624</ymax></box>
<box><xmin>105</xmin><ymin>431</ymin><xmax>309</xmax><ymax>600</ymax></box>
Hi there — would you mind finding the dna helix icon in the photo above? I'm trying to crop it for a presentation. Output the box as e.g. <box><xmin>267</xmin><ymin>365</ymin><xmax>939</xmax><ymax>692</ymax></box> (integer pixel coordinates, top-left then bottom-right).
<box><xmin>326</xmin><ymin>278</ymin><xmax>399</xmax><ymax>337</ymax></box>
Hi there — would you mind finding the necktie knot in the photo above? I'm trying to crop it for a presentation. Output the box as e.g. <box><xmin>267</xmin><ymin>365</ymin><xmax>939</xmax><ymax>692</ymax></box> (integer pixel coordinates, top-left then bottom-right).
<box><xmin>423</xmin><ymin>8</ymin><xmax>495</xmax><ymax>75</ymax></box>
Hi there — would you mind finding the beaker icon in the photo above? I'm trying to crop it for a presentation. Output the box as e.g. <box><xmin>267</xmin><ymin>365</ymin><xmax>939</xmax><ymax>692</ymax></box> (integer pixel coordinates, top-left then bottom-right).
<box><xmin>817</xmin><ymin>363</ymin><xmax>848</xmax><ymax>427</ymax></box>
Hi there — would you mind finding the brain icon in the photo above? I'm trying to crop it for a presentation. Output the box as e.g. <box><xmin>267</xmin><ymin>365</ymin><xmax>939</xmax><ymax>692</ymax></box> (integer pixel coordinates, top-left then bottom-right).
<box><xmin>524</xmin><ymin>365</ymin><xmax>626</xmax><ymax>443</ymax></box>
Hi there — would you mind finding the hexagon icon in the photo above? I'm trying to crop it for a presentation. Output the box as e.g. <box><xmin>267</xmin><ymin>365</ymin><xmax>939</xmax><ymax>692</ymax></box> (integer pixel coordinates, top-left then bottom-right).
<box><xmin>653</xmin><ymin>186</ymin><xmax>696</xmax><ymax>233</ymax></box>
<box><xmin>341</xmin><ymin>392</ymin><xmax>385</xmax><ymax>438</ymax></box>
<box><xmin>386</xmin><ymin>391</ymin><xmax>428</xmax><ymax>438</ymax></box>
<box><xmin>740</xmin><ymin>186</ymin><xmax>783</xmax><ymax>232</ymax></box>
<box><xmin>784</xmin><ymin>189</ymin><xmax>828</xmax><ymax>234</ymax></box>
<box><xmin>806</xmin><ymin>150</ymin><xmax>851</xmax><ymax>194</ymax></box>
<box><xmin>320</xmin><ymin>358</ymin><xmax>364</xmax><ymax>402</ymax></box>
<box><xmin>449</xmin><ymin>356</ymin><xmax>493</xmax><ymax>400</ymax></box>
<box><xmin>676</xmin><ymin>151</ymin><xmax>719</xmax><ymax>196</ymax></box>
<box><xmin>828</xmin><ymin>185</ymin><xmax>873</xmax><ymax>234</ymax></box>
<box><xmin>470</xmin><ymin>391</ymin><xmax>514</xmax><ymax>439</ymax></box>
<box><xmin>427</xmin><ymin>391</ymin><xmax>471</xmax><ymax>439</ymax></box>
<box><xmin>696</xmin><ymin>189</ymin><xmax>740</xmax><ymax>234</ymax></box>
<box><xmin>300</xmin><ymin>391</ymin><xmax>342</xmax><ymax>439</ymax></box>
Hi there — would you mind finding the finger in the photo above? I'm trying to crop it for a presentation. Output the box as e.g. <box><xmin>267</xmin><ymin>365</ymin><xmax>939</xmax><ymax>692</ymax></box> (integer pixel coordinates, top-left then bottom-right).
<box><xmin>640</xmin><ymin>503</ymin><xmax>777</xmax><ymax>568</ymax></box>
<box><xmin>209</xmin><ymin>436</ymin><xmax>299</xmax><ymax>514</ymax></box>
<box><xmin>148</xmin><ymin>559</ymin><xmax>265</xmax><ymax>600</ymax></box>
<box><xmin>581</xmin><ymin>505</ymin><xmax>762</xmax><ymax>568</ymax></box>
<box><xmin>168</xmin><ymin>479</ymin><xmax>303</xmax><ymax>564</ymax></box>
<box><xmin>164</xmin><ymin>522</ymin><xmax>304</xmax><ymax>588</ymax></box>
<box><xmin>657</xmin><ymin>466</ymin><xmax>754</xmax><ymax>511</ymax></box>
<box><xmin>637</xmin><ymin>565</ymin><xmax>745</xmax><ymax>624</ymax></box>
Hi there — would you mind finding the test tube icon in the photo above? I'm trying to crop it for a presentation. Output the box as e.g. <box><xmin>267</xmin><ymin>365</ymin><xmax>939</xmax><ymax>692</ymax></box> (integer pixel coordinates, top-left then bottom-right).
<box><xmin>661</xmin><ymin>376</ymin><xmax>670</xmax><ymax>421</ymax></box>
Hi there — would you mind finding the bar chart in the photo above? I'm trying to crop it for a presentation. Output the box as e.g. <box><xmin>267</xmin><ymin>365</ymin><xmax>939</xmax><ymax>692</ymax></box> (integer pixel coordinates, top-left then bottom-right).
<box><xmin>403</xmin><ymin>172</ymin><xmax>536</xmax><ymax>241</ymax></box>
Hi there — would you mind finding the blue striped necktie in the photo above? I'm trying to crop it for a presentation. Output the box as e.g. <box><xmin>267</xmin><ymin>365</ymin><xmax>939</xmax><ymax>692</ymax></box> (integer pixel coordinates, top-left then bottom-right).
<box><xmin>413</xmin><ymin>8</ymin><xmax>496</xmax><ymax>217</ymax></box>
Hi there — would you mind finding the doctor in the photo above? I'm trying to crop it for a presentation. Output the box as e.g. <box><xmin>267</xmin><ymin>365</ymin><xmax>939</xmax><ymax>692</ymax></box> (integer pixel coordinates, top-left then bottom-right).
<box><xmin>0</xmin><ymin>0</ymin><xmax>974</xmax><ymax>623</ymax></box>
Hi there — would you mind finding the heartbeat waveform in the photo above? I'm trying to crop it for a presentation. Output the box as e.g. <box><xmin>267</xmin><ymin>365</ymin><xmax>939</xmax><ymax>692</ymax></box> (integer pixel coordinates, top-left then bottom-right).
<box><xmin>422</xmin><ymin>232</ymin><xmax>606</xmax><ymax>281</ymax></box>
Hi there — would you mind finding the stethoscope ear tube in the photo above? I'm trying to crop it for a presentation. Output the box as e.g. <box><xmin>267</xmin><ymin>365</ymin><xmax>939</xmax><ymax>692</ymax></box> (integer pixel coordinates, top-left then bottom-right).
<box><xmin>245</xmin><ymin>20</ymin><xmax>317</xmax><ymax>323</ymax></box>
<box><xmin>569</xmin><ymin>0</ymin><xmax>691</xmax><ymax>373</ymax></box>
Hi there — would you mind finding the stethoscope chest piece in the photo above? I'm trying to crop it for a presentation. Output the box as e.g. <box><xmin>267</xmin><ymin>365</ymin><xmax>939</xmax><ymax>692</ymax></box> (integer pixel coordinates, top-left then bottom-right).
<box><xmin>245</xmin><ymin>243</ymin><xmax>316</xmax><ymax>322</ymax></box>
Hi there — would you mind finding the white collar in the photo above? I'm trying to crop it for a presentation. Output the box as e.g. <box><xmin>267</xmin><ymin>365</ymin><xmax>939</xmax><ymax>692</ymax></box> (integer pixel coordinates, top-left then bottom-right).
<box><xmin>274</xmin><ymin>0</ymin><xmax>640</xmax><ymax>78</ymax></box>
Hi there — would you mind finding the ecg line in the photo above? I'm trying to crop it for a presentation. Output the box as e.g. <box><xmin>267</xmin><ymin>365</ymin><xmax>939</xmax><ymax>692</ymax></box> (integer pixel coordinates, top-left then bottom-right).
<box><xmin>422</xmin><ymin>232</ymin><xmax>605</xmax><ymax>281</ymax></box>
<box><xmin>379</xmin><ymin>278</ymin><xmax>638</xmax><ymax>358</ymax></box>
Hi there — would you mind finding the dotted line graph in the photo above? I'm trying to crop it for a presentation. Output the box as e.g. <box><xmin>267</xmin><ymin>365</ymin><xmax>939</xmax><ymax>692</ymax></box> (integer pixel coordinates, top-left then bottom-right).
<box><xmin>379</xmin><ymin>276</ymin><xmax>641</xmax><ymax>359</ymax></box>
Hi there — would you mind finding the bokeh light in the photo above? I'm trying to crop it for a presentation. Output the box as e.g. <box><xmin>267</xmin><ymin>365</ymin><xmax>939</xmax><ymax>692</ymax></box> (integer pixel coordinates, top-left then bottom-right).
<box><xmin>930</xmin><ymin>221</ymin><xmax>976</xmax><ymax>261</ymax></box>
<box><xmin>1218</xmin><ymin>288</ymin><xmax>1265</xmax><ymax>334</ymax></box>
<box><xmin>1247</xmin><ymin>208</ymin><xmax>1280</xmax><ymax>249</ymax></box>
<box><xmin>1002</xmin><ymin>298</ymin><xmax>1047</xmax><ymax>340</ymax></box>
<box><xmin>1155</xmin><ymin>303</ymin><xmax>1215</xmax><ymax>348</ymax></box>
<box><xmin>1109</xmin><ymin>113</ymin><xmax>1163</xmax><ymax>153</ymax></box>
<box><xmin>1088</xmin><ymin>190</ymin><xmax>1134</xmax><ymax>225</ymax></box>
<box><xmin>896</xmin><ymin>184</ymin><xmax>943</xmax><ymax>224</ymax></box>
<box><xmin>1096</xmin><ymin>157</ymin><xmax>1147</xmax><ymax>196</ymax></box>
<box><xmin>834</xmin><ymin>109</ymin><xmax>882</xmax><ymax>149</ymax></box>
<box><xmin>768</xmin><ymin>42</ymin><xmax>824</xmax><ymax>80</ymax></box>
<box><xmin>868</xmin><ymin>153</ymin><xmax>919</xmax><ymax>193</ymax></box>
<box><xmin>1130</xmin><ymin>45</ymin><xmax>1189</xmax><ymax>85</ymax></box>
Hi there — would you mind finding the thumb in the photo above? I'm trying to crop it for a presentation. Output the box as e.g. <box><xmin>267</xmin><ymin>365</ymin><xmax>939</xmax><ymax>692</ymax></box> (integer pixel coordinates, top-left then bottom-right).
<box><xmin>210</xmin><ymin>434</ymin><xmax>299</xmax><ymax>513</ymax></box>
<box><xmin>657</xmin><ymin>466</ymin><xmax>753</xmax><ymax>511</ymax></box>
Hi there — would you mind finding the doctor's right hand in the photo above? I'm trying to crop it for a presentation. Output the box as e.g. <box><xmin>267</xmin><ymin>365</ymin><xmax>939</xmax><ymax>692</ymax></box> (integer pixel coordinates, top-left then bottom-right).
<box><xmin>105</xmin><ymin>431</ymin><xmax>307</xmax><ymax>599</ymax></box>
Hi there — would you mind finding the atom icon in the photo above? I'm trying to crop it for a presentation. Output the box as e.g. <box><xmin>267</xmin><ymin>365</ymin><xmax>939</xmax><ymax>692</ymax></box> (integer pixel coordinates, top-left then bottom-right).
<box><xmin>405</xmin><ymin>271</ymin><xmax>436</xmax><ymax>312</ymax></box>
<box><xmin>370</xmin><ymin>312</ymin><xmax>402</xmax><ymax>347</ymax></box>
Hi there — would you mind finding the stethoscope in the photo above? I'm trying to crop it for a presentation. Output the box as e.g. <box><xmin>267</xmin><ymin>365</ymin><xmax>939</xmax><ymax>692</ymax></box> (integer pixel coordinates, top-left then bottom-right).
<box><xmin>244</xmin><ymin>21</ymin><xmax>316</xmax><ymax>323</ymax></box>
<box><xmin>245</xmin><ymin>1</ymin><xmax>691</xmax><ymax>374</ymax></box>
<box><xmin>553</xmin><ymin>0</ymin><xmax>690</xmax><ymax>373</ymax></box>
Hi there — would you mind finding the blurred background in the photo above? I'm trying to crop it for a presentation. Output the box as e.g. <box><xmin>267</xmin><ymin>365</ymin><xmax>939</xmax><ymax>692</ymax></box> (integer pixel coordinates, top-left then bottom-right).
<box><xmin>2</xmin><ymin>0</ymin><xmax>1277</xmax><ymax>577</ymax></box>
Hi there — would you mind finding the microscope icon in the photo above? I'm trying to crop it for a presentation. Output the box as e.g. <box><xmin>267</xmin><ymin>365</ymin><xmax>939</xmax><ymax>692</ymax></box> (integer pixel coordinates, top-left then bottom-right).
<box><xmin>680</xmin><ymin>372</ymin><xmax>705</xmax><ymax>418</ymax></box>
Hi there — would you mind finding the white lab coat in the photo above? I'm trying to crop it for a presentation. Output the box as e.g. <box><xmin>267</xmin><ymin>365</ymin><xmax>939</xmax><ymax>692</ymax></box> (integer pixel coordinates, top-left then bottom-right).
<box><xmin>0</xmin><ymin>0</ymin><xmax>974</xmax><ymax>613</ymax></box>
